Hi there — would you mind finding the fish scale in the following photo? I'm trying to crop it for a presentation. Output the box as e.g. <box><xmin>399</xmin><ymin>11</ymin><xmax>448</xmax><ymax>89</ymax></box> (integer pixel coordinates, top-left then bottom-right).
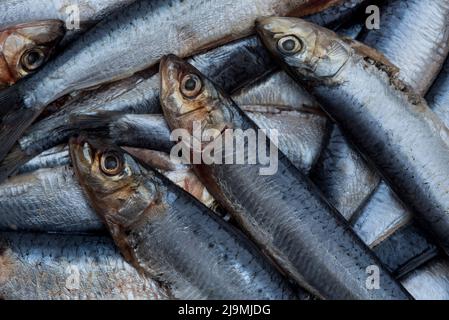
<box><xmin>158</xmin><ymin>55</ymin><xmax>410</xmax><ymax>299</ymax></box>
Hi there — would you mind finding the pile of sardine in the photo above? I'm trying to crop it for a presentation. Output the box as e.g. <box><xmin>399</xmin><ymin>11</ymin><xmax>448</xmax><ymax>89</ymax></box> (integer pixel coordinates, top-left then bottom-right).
<box><xmin>1</xmin><ymin>0</ymin><xmax>449</xmax><ymax>300</ymax></box>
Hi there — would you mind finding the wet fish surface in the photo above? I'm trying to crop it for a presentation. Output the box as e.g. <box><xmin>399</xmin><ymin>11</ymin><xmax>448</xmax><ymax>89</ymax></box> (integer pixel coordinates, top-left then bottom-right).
<box><xmin>0</xmin><ymin>165</ymin><xmax>101</xmax><ymax>233</ymax></box>
<box><xmin>159</xmin><ymin>55</ymin><xmax>411</xmax><ymax>300</ymax></box>
<box><xmin>0</xmin><ymin>232</ymin><xmax>168</xmax><ymax>300</ymax></box>
<box><xmin>257</xmin><ymin>17</ymin><xmax>449</xmax><ymax>255</ymax></box>
<box><xmin>401</xmin><ymin>256</ymin><xmax>449</xmax><ymax>300</ymax></box>
<box><xmin>70</xmin><ymin>136</ymin><xmax>301</xmax><ymax>300</ymax></box>
<box><xmin>0</xmin><ymin>0</ymin><xmax>335</xmax><ymax>164</ymax></box>
<box><xmin>427</xmin><ymin>58</ymin><xmax>449</xmax><ymax>129</ymax></box>
<box><xmin>0</xmin><ymin>0</ymin><xmax>138</xmax><ymax>39</ymax></box>
<box><xmin>0</xmin><ymin>20</ymin><xmax>65</xmax><ymax>88</ymax></box>
<box><xmin>359</xmin><ymin>0</ymin><xmax>449</xmax><ymax>95</ymax></box>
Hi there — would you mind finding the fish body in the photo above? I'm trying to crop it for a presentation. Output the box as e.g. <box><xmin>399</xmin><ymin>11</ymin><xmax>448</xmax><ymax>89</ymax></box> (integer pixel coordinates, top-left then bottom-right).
<box><xmin>0</xmin><ymin>232</ymin><xmax>167</xmax><ymax>300</ymax></box>
<box><xmin>0</xmin><ymin>0</ymin><xmax>333</xmax><ymax>163</ymax></box>
<box><xmin>257</xmin><ymin>17</ymin><xmax>449</xmax><ymax>254</ymax></box>
<box><xmin>159</xmin><ymin>55</ymin><xmax>411</xmax><ymax>300</ymax></box>
<box><xmin>0</xmin><ymin>165</ymin><xmax>101</xmax><ymax>232</ymax></box>
<box><xmin>360</xmin><ymin>0</ymin><xmax>449</xmax><ymax>95</ymax></box>
<box><xmin>0</xmin><ymin>0</ymin><xmax>137</xmax><ymax>39</ymax></box>
<box><xmin>70</xmin><ymin>136</ymin><xmax>300</xmax><ymax>300</ymax></box>
<box><xmin>0</xmin><ymin>20</ymin><xmax>65</xmax><ymax>88</ymax></box>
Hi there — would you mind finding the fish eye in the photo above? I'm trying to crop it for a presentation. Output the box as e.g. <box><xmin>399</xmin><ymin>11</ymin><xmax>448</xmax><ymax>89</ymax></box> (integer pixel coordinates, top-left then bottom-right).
<box><xmin>277</xmin><ymin>35</ymin><xmax>303</xmax><ymax>55</ymax></box>
<box><xmin>180</xmin><ymin>73</ymin><xmax>202</xmax><ymax>98</ymax></box>
<box><xmin>100</xmin><ymin>151</ymin><xmax>123</xmax><ymax>176</ymax></box>
<box><xmin>20</xmin><ymin>48</ymin><xmax>45</xmax><ymax>71</ymax></box>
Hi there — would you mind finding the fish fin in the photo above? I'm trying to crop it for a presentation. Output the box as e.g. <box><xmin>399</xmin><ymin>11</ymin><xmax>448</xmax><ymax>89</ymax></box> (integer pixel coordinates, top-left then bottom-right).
<box><xmin>342</xmin><ymin>37</ymin><xmax>400</xmax><ymax>76</ymax></box>
<box><xmin>0</xmin><ymin>143</ymin><xmax>31</xmax><ymax>183</ymax></box>
<box><xmin>68</xmin><ymin>113</ymin><xmax>120</xmax><ymax>138</ymax></box>
<box><xmin>0</xmin><ymin>87</ymin><xmax>38</xmax><ymax>163</ymax></box>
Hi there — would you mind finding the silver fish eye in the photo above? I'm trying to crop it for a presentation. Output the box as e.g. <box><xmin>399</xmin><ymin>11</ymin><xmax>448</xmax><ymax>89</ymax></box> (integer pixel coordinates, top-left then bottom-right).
<box><xmin>100</xmin><ymin>151</ymin><xmax>123</xmax><ymax>176</ymax></box>
<box><xmin>20</xmin><ymin>47</ymin><xmax>45</xmax><ymax>71</ymax></box>
<box><xmin>180</xmin><ymin>73</ymin><xmax>203</xmax><ymax>98</ymax></box>
<box><xmin>277</xmin><ymin>35</ymin><xmax>303</xmax><ymax>55</ymax></box>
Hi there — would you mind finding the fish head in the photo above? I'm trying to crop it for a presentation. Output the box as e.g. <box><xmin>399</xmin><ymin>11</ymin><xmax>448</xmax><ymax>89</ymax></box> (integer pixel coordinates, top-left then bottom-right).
<box><xmin>256</xmin><ymin>17</ymin><xmax>351</xmax><ymax>82</ymax></box>
<box><xmin>159</xmin><ymin>54</ymin><xmax>234</xmax><ymax>137</ymax></box>
<box><xmin>69</xmin><ymin>135</ymin><xmax>157</xmax><ymax>229</ymax></box>
<box><xmin>0</xmin><ymin>20</ymin><xmax>65</xmax><ymax>87</ymax></box>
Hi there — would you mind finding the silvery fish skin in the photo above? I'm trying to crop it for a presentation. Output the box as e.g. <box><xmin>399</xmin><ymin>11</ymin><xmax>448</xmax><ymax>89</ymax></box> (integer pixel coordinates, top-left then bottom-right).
<box><xmin>0</xmin><ymin>232</ymin><xmax>168</xmax><ymax>300</ymax></box>
<box><xmin>233</xmin><ymin>71</ymin><xmax>330</xmax><ymax>174</ymax></box>
<box><xmin>310</xmin><ymin>126</ymin><xmax>379</xmax><ymax>219</ymax></box>
<box><xmin>0</xmin><ymin>0</ymin><xmax>334</xmax><ymax>164</ymax></box>
<box><xmin>352</xmin><ymin>181</ymin><xmax>412</xmax><ymax>247</ymax></box>
<box><xmin>70</xmin><ymin>71</ymin><xmax>329</xmax><ymax>175</ymax></box>
<box><xmin>0</xmin><ymin>36</ymin><xmax>276</xmax><ymax>181</ymax></box>
<box><xmin>305</xmin><ymin>0</ymin><xmax>366</xmax><ymax>29</ymax></box>
<box><xmin>70</xmin><ymin>136</ymin><xmax>300</xmax><ymax>300</ymax></box>
<box><xmin>257</xmin><ymin>17</ymin><xmax>449</xmax><ymax>254</ymax></box>
<box><xmin>16</xmin><ymin>144</ymin><xmax>70</xmax><ymax>174</ymax></box>
<box><xmin>427</xmin><ymin>59</ymin><xmax>449</xmax><ymax>129</ymax></box>
<box><xmin>0</xmin><ymin>20</ymin><xmax>65</xmax><ymax>88</ymax></box>
<box><xmin>401</xmin><ymin>257</ymin><xmax>449</xmax><ymax>300</ymax></box>
<box><xmin>0</xmin><ymin>147</ymin><xmax>223</xmax><ymax>232</ymax></box>
<box><xmin>122</xmin><ymin>148</ymin><xmax>218</xmax><ymax>210</ymax></box>
<box><xmin>360</xmin><ymin>0</ymin><xmax>449</xmax><ymax>95</ymax></box>
<box><xmin>159</xmin><ymin>55</ymin><xmax>411</xmax><ymax>300</ymax></box>
<box><xmin>0</xmin><ymin>165</ymin><xmax>101</xmax><ymax>232</ymax></box>
<box><xmin>0</xmin><ymin>0</ymin><xmax>137</xmax><ymax>40</ymax></box>
<box><xmin>311</xmin><ymin>0</ymin><xmax>449</xmax><ymax>228</ymax></box>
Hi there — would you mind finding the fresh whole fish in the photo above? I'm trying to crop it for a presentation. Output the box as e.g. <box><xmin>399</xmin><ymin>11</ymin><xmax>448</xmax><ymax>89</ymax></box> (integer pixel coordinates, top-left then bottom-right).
<box><xmin>0</xmin><ymin>20</ymin><xmax>65</xmax><ymax>88</ymax></box>
<box><xmin>0</xmin><ymin>36</ymin><xmax>276</xmax><ymax>181</ymax></box>
<box><xmin>69</xmin><ymin>135</ymin><xmax>302</xmax><ymax>300</ymax></box>
<box><xmin>0</xmin><ymin>0</ymin><xmax>339</xmax><ymax>164</ymax></box>
<box><xmin>257</xmin><ymin>17</ymin><xmax>449</xmax><ymax>254</ymax></box>
<box><xmin>0</xmin><ymin>66</ymin><xmax>329</xmax><ymax>181</ymax></box>
<box><xmin>0</xmin><ymin>145</ymin><xmax>225</xmax><ymax>232</ymax></box>
<box><xmin>159</xmin><ymin>54</ymin><xmax>411</xmax><ymax>299</ymax></box>
<box><xmin>359</xmin><ymin>0</ymin><xmax>449</xmax><ymax>95</ymax></box>
<box><xmin>0</xmin><ymin>232</ymin><xmax>168</xmax><ymax>300</ymax></box>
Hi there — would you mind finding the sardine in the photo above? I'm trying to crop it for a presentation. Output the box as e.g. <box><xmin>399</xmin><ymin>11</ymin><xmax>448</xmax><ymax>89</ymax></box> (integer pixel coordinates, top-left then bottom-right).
<box><xmin>401</xmin><ymin>257</ymin><xmax>449</xmax><ymax>300</ymax></box>
<box><xmin>0</xmin><ymin>20</ymin><xmax>65</xmax><ymax>88</ymax></box>
<box><xmin>257</xmin><ymin>17</ymin><xmax>449</xmax><ymax>254</ymax></box>
<box><xmin>159</xmin><ymin>54</ymin><xmax>411</xmax><ymax>300</ymax></box>
<box><xmin>0</xmin><ymin>0</ymin><xmax>337</xmax><ymax>164</ymax></box>
<box><xmin>69</xmin><ymin>135</ymin><xmax>301</xmax><ymax>300</ymax></box>
<box><xmin>0</xmin><ymin>145</ymin><xmax>226</xmax><ymax>232</ymax></box>
<box><xmin>1</xmin><ymin>66</ymin><xmax>328</xmax><ymax>180</ymax></box>
<box><xmin>359</xmin><ymin>0</ymin><xmax>449</xmax><ymax>95</ymax></box>
<box><xmin>0</xmin><ymin>232</ymin><xmax>168</xmax><ymax>300</ymax></box>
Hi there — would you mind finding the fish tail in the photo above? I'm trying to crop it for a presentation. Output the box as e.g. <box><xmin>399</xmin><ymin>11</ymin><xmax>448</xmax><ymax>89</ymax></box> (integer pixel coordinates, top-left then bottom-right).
<box><xmin>0</xmin><ymin>86</ymin><xmax>37</xmax><ymax>163</ymax></box>
<box><xmin>0</xmin><ymin>143</ymin><xmax>31</xmax><ymax>183</ymax></box>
